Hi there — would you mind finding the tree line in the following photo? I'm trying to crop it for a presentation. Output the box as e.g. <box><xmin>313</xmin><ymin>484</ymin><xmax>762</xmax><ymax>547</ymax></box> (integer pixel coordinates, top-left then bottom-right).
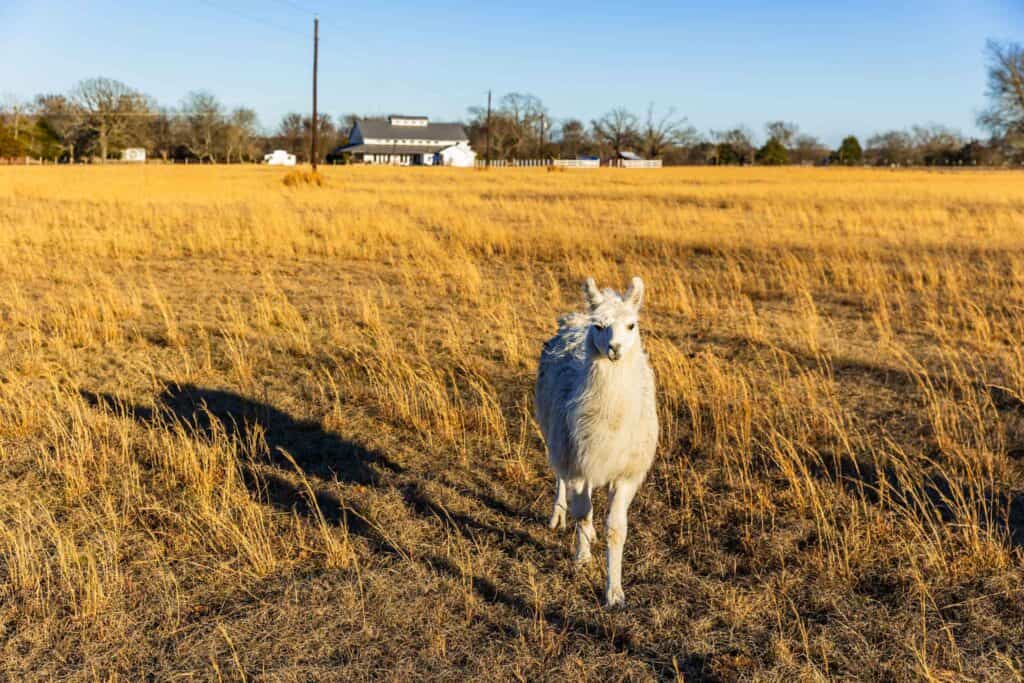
<box><xmin>465</xmin><ymin>41</ymin><xmax>1022</xmax><ymax>167</ymax></box>
<box><xmin>0</xmin><ymin>78</ymin><xmax>351</xmax><ymax>164</ymax></box>
<box><xmin>2</xmin><ymin>40</ymin><xmax>1021</xmax><ymax>166</ymax></box>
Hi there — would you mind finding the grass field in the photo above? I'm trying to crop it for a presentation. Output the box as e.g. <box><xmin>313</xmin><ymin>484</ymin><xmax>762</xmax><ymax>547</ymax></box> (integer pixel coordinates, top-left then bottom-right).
<box><xmin>2</xmin><ymin>164</ymin><xmax>1024</xmax><ymax>680</ymax></box>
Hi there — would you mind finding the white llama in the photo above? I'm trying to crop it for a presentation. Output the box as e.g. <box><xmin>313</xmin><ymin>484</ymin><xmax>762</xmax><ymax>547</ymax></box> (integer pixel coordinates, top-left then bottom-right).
<box><xmin>535</xmin><ymin>276</ymin><xmax>658</xmax><ymax>607</ymax></box>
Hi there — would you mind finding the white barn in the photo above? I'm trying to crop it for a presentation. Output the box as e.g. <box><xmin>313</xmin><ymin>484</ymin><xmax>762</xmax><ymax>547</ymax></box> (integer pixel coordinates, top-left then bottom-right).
<box><xmin>329</xmin><ymin>116</ymin><xmax>476</xmax><ymax>167</ymax></box>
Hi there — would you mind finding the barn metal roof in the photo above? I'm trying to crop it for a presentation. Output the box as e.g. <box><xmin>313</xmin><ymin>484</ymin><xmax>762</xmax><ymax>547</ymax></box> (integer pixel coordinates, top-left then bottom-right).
<box><xmin>354</xmin><ymin>118</ymin><xmax>468</xmax><ymax>142</ymax></box>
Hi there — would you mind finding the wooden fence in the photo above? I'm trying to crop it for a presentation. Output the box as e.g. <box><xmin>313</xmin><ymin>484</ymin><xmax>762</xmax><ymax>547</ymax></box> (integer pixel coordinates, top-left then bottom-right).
<box><xmin>475</xmin><ymin>158</ymin><xmax>602</xmax><ymax>169</ymax></box>
<box><xmin>618</xmin><ymin>159</ymin><xmax>663</xmax><ymax>168</ymax></box>
<box><xmin>475</xmin><ymin>159</ymin><xmax>551</xmax><ymax>168</ymax></box>
<box><xmin>474</xmin><ymin>158</ymin><xmax>660</xmax><ymax>169</ymax></box>
<box><xmin>552</xmin><ymin>159</ymin><xmax>601</xmax><ymax>169</ymax></box>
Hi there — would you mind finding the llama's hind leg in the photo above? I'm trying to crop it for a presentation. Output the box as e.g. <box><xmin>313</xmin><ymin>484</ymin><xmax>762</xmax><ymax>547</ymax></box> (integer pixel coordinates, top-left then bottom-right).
<box><xmin>605</xmin><ymin>478</ymin><xmax>640</xmax><ymax>607</ymax></box>
<box><xmin>568</xmin><ymin>479</ymin><xmax>595</xmax><ymax>564</ymax></box>
<box><xmin>549</xmin><ymin>476</ymin><xmax>567</xmax><ymax>530</ymax></box>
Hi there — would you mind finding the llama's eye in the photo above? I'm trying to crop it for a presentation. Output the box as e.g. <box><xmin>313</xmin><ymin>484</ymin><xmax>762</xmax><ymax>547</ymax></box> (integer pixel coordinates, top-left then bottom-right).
<box><xmin>628</xmin><ymin>323</ymin><xmax>636</xmax><ymax>331</ymax></box>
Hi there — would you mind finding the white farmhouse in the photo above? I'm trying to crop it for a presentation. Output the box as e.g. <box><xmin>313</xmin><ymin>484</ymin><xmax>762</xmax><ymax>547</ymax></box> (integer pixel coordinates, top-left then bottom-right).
<box><xmin>264</xmin><ymin>150</ymin><xmax>297</xmax><ymax>166</ymax></box>
<box><xmin>328</xmin><ymin>115</ymin><xmax>476</xmax><ymax>167</ymax></box>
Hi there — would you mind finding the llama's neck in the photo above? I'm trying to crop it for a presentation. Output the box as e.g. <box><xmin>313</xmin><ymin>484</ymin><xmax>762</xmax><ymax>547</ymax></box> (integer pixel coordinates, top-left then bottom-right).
<box><xmin>583</xmin><ymin>343</ymin><xmax>645</xmax><ymax>393</ymax></box>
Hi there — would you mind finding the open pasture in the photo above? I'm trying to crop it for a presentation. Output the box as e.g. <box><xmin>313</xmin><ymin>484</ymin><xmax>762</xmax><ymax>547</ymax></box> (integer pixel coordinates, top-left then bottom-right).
<box><xmin>2</xmin><ymin>165</ymin><xmax>1024</xmax><ymax>680</ymax></box>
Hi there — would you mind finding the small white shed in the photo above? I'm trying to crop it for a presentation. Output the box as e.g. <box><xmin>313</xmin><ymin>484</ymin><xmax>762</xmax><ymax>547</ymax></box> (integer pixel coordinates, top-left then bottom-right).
<box><xmin>264</xmin><ymin>150</ymin><xmax>297</xmax><ymax>166</ymax></box>
<box><xmin>438</xmin><ymin>142</ymin><xmax>476</xmax><ymax>168</ymax></box>
<box><xmin>122</xmin><ymin>148</ymin><xmax>146</xmax><ymax>163</ymax></box>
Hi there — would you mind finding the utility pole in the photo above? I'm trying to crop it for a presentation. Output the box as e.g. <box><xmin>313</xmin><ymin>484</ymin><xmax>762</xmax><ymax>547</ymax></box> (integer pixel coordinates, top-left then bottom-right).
<box><xmin>311</xmin><ymin>15</ymin><xmax>319</xmax><ymax>172</ymax></box>
<box><xmin>539</xmin><ymin>113</ymin><xmax>545</xmax><ymax>159</ymax></box>
<box><xmin>485</xmin><ymin>89</ymin><xmax>491</xmax><ymax>168</ymax></box>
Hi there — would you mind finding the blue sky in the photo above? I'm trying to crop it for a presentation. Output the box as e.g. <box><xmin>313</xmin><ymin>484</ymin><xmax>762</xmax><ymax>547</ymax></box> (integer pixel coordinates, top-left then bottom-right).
<box><xmin>2</xmin><ymin>0</ymin><xmax>1021</xmax><ymax>145</ymax></box>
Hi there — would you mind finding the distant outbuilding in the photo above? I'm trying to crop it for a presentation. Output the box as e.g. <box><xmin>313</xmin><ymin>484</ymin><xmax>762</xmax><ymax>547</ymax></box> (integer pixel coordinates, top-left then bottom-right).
<box><xmin>122</xmin><ymin>148</ymin><xmax>146</xmax><ymax>163</ymax></box>
<box><xmin>438</xmin><ymin>142</ymin><xmax>476</xmax><ymax>168</ymax></box>
<box><xmin>614</xmin><ymin>150</ymin><xmax>662</xmax><ymax>168</ymax></box>
<box><xmin>264</xmin><ymin>150</ymin><xmax>297</xmax><ymax>166</ymax></box>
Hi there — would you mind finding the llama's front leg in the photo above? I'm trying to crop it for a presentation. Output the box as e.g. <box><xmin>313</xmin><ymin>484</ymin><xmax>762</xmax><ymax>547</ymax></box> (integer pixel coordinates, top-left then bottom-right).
<box><xmin>568</xmin><ymin>479</ymin><xmax>595</xmax><ymax>564</ymax></box>
<box><xmin>549</xmin><ymin>476</ymin><xmax>567</xmax><ymax>530</ymax></box>
<box><xmin>605</xmin><ymin>478</ymin><xmax>640</xmax><ymax>607</ymax></box>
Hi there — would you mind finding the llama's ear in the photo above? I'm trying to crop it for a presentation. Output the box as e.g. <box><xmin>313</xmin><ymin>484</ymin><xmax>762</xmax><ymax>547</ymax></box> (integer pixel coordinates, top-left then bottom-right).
<box><xmin>583</xmin><ymin>277</ymin><xmax>604</xmax><ymax>309</ymax></box>
<box><xmin>624</xmin><ymin>276</ymin><xmax>645</xmax><ymax>309</ymax></box>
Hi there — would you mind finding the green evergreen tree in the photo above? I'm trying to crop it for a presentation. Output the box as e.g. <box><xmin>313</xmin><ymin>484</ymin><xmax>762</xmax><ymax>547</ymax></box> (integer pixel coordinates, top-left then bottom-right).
<box><xmin>0</xmin><ymin>124</ymin><xmax>26</xmax><ymax>159</ymax></box>
<box><xmin>30</xmin><ymin>119</ymin><xmax>64</xmax><ymax>160</ymax></box>
<box><xmin>715</xmin><ymin>143</ymin><xmax>741</xmax><ymax>164</ymax></box>
<box><xmin>836</xmin><ymin>135</ymin><xmax>863</xmax><ymax>165</ymax></box>
<box><xmin>756</xmin><ymin>137</ymin><xmax>789</xmax><ymax>165</ymax></box>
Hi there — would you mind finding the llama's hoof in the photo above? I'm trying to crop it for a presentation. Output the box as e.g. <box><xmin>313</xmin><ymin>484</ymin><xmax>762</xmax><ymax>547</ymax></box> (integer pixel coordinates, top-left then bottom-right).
<box><xmin>548</xmin><ymin>508</ymin><xmax>566</xmax><ymax>530</ymax></box>
<box><xmin>573</xmin><ymin>549</ymin><xmax>592</xmax><ymax>566</ymax></box>
<box><xmin>605</xmin><ymin>586</ymin><xmax>626</xmax><ymax>608</ymax></box>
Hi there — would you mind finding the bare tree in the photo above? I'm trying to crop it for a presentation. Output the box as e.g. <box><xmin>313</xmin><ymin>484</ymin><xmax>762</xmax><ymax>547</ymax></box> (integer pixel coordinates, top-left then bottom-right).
<box><xmin>790</xmin><ymin>134</ymin><xmax>829</xmax><ymax>165</ymax></box>
<box><xmin>911</xmin><ymin>124</ymin><xmax>963</xmax><ymax>165</ymax></box>
<box><xmin>148</xmin><ymin>108</ymin><xmax>177</xmax><ymax>162</ymax></box>
<box><xmin>764</xmin><ymin>120</ymin><xmax>799</xmax><ymax>148</ymax></box>
<box><xmin>303</xmin><ymin>113</ymin><xmax>334</xmax><ymax>163</ymax></box>
<box><xmin>979</xmin><ymin>40</ymin><xmax>1024</xmax><ymax>156</ymax></box>
<box><xmin>128</xmin><ymin>95</ymin><xmax>160</xmax><ymax>154</ymax></box>
<box><xmin>557</xmin><ymin>118</ymin><xmax>590</xmax><ymax>158</ymax></box>
<box><xmin>181</xmin><ymin>91</ymin><xmax>225</xmax><ymax>162</ymax></box>
<box><xmin>484</xmin><ymin>93</ymin><xmax>546</xmax><ymax>158</ymax></box>
<box><xmin>464</xmin><ymin>103</ymin><xmax>530</xmax><ymax>161</ymax></box>
<box><xmin>277</xmin><ymin>113</ymin><xmax>305</xmax><ymax>155</ymax></box>
<box><xmin>711</xmin><ymin>127</ymin><xmax>756</xmax><ymax>164</ymax></box>
<box><xmin>34</xmin><ymin>94</ymin><xmax>82</xmax><ymax>161</ymax></box>
<box><xmin>640</xmin><ymin>104</ymin><xmax>697</xmax><ymax>159</ymax></box>
<box><xmin>70</xmin><ymin>78</ymin><xmax>150</xmax><ymax>161</ymax></box>
<box><xmin>592</xmin><ymin>108</ymin><xmax>639</xmax><ymax>159</ymax></box>
<box><xmin>1</xmin><ymin>93</ymin><xmax>32</xmax><ymax>143</ymax></box>
<box><xmin>224</xmin><ymin>108</ymin><xmax>260</xmax><ymax>163</ymax></box>
<box><xmin>487</xmin><ymin>112</ymin><xmax>520</xmax><ymax>160</ymax></box>
<box><xmin>866</xmin><ymin>130</ymin><xmax>915</xmax><ymax>166</ymax></box>
<box><xmin>338</xmin><ymin>113</ymin><xmax>359</xmax><ymax>137</ymax></box>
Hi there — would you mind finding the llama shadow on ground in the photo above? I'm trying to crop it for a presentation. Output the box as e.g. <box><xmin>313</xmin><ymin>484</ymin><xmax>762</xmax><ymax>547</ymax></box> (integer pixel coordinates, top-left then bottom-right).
<box><xmin>80</xmin><ymin>384</ymin><xmax>406</xmax><ymax>544</ymax></box>
<box><xmin>81</xmin><ymin>385</ymin><xmax>541</xmax><ymax>547</ymax></box>
<box><xmin>78</xmin><ymin>384</ymin><xmax>718</xmax><ymax>679</ymax></box>
<box><xmin>80</xmin><ymin>385</ymin><xmax>557</xmax><ymax>557</ymax></box>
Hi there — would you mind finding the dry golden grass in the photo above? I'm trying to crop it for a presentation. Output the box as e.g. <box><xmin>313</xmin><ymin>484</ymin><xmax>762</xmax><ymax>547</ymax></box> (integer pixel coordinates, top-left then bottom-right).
<box><xmin>2</xmin><ymin>164</ymin><xmax>1024</xmax><ymax>680</ymax></box>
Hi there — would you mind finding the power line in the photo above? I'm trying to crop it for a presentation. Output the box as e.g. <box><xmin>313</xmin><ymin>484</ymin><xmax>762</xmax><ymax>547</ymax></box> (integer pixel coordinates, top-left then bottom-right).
<box><xmin>196</xmin><ymin>0</ymin><xmax>308</xmax><ymax>37</ymax></box>
<box><xmin>59</xmin><ymin>111</ymin><xmax>245</xmax><ymax>117</ymax></box>
<box><xmin>268</xmin><ymin>0</ymin><xmax>322</xmax><ymax>17</ymax></box>
<box><xmin>194</xmin><ymin>1</ymin><xmax>378</xmax><ymax>71</ymax></box>
<box><xmin>266</xmin><ymin>0</ymin><xmax>345</xmax><ymax>32</ymax></box>
<box><xmin>199</xmin><ymin>0</ymin><xmax>383</xmax><ymax>69</ymax></box>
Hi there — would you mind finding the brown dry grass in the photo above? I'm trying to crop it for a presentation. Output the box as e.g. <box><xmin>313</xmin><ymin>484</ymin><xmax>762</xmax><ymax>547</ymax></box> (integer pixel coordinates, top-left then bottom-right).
<box><xmin>281</xmin><ymin>168</ymin><xmax>326</xmax><ymax>187</ymax></box>
<box><xmin>1</xmin><ymin>164</ymin><xmax>1024</xmax><ymax>681</ymax></box>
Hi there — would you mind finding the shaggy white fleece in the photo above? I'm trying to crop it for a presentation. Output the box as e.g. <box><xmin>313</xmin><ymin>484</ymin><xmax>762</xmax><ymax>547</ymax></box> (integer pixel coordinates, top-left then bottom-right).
<box><xmin>535</xmin><ymin>277</ymin><xmax>658</xmax><ymax>607</ymax></box>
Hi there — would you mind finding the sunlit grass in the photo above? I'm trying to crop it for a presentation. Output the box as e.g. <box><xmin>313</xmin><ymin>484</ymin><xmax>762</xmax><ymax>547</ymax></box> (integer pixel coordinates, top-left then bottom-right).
<box><xmin>1</xmin><ymin>165</ymin><xmax>1023</xmax><ymax>680</ymax></box>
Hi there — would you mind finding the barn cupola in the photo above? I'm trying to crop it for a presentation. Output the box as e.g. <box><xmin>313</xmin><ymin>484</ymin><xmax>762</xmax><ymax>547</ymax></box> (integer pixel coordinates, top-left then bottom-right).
<box><xmin>388</xmin><ymin>115</ymin><xmax>429</xmax><ymax>127</ymax></box>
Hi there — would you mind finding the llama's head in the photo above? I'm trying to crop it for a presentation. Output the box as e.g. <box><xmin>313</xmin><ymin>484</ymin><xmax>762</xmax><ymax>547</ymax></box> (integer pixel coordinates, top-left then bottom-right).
<box><xmin>582</xmin><ymin>276</ymin><xmax>645</xmax><ymax>362</ymax></box>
